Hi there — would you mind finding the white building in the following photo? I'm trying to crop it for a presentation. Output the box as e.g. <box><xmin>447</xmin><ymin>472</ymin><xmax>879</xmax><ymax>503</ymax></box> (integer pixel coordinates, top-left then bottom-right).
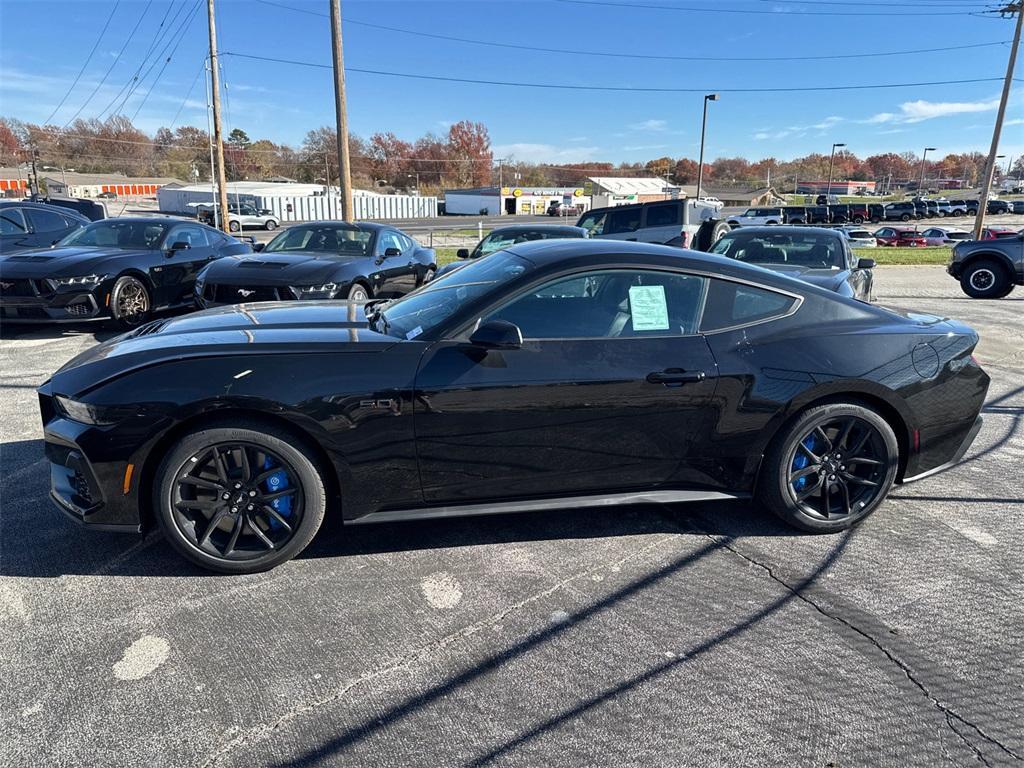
<box><xmin>42</xmin><ymin>171</ymin><xmax>183</xmax><ymax>198</ymax></box>
<box><xmin>444</xmin><ymin>185</ymin><xmax>589</xmax><ymax>216</ymax></box>
<box><xmin>157</xmin><ymin>181</ymin><xmax>437</xmax><ymax>221</ymax></box>
<box><xmin>585</xmin><ymin>177</ymin><xmax>676</xmax><ymax>208</ymax></box>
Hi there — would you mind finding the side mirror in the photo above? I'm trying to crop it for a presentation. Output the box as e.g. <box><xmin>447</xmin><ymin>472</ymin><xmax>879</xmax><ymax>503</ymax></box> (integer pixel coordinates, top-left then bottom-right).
<box><xmin>253</xmin><ymin>242</ymin><xmax>265</xmax><ymax>252</ymax></box>
<box><xmin>857</xmin><ymin>258</ymin><xmax>876</xmax><ymax>269</ymax></box>
<box><xmin>469</xmin><ymin>319</ymin><xmax>522</xmax><ymax>350</ymax></box>
<box><xmin>384</xmin><ymin>247</ymin><xmax>401</xmax><ymax>258</ymax></box>
<box><xmin>167</xmin><ymin>241</ymin><xmax>190</xmax><ymax>255</ymax></box>
<box><xmin>456</xmin><ymin>248</ymin><xmax>470</xmax><ymax>259</ymax></box>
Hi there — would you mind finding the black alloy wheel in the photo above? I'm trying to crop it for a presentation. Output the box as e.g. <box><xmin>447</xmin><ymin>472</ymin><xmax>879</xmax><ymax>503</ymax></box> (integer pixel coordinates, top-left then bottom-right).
<box><xmin>960</xmin><ymin>259</ymin><xmax>1011</xmax><ymax>299</ymax></box>
<box><xmin>156</xmin><ymin>423</ymin><xmax>326</xmax><ymax>573</ymax></box>
<box><xmin>347</xmin><ymin>283</ymin><xmax>370</xmax><ymax>302</ymax></box>
<box><xmin>759</xmin><ymin>403</ymin><xmax>898</xmax><ymax>532</ymax></box>
<box><xmin>110</xmin><ymin>275</ymin><xmax>151</xmax><ymax>329</ymax></box>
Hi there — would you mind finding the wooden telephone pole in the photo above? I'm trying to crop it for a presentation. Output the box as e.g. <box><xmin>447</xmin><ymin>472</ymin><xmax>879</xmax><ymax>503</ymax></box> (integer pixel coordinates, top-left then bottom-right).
<box><xmin>330</xmin><ymin>0</ymin><xmax>354</xmax><ymax>220</ymax></box>
<box><xmin>974</xmin><ymin>1</ymin><xmax>1023</xmax><ymax>239</ymax></box>
<box><xmin>206</xmin><ymin>0</ymin><xmax>230</xmax><ymax>233</ymax></box>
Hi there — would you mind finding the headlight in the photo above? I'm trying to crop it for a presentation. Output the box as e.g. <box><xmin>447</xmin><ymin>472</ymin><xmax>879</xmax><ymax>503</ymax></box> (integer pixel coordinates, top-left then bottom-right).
<box><xmin>51</xmin><ymin>274</ymin><xmax>108</xmax><ymax>288</ymax></box>
<box><xmin>54</xmin><ymin>395</ymin><xmax>115</xmax><ymax>425</ymax></box>
<box><xmin>291</xmin><ymin>282</ymin><xmax>339</xmax><ymax>299</ymax></box>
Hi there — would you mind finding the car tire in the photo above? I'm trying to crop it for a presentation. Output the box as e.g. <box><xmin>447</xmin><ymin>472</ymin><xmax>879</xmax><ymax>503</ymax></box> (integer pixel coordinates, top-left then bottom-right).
<box><xmin>419</xmin><ymin>266</ymin><xmax>436</xmax><ymax>286</ymax></box>
<box><xmin>229</xmin><ymin>221</ymin><xmax>241</xmax><ymax>233</ymax></box>
<box><xmin>852</xmin><ymin>216</ymin><xmax>864</xmax><ymax>224</ymax></box>
<box><xmin>758</xmin><ymin>402</ymin><xmax>899</xmax><ymax>533</ymax></box>
<box><xmin>265</xmin><ymin>220</ymin><xmax>277</xmax><ymax>231</ymax></box>
<box><xmin>347</xmin><ymin>282</ymin><xmax>370</xmax><ymax>302</ymax></box>
<box><xmin>960</xmin><ymin>258</ymin><xmax>1011</xmax><ymax>299</ymax></box>
<box><xmin>155</xmin><ymin>421</ymin><xmax>327</xmax><ymax>574</ymax></box>
<box><xmin>109</xmin><ymin>275</ymin><xmax>151</xmax><ymax>329</ymax></box>
<box><xmin>766</xmin><ymin>220</ymin><xmax>779</xmax><ymax>226</ymax></box>
<box><xmin>900</xmin><ymin>214</ymin><xmax>911</xmax><ymax>222</ymax></box>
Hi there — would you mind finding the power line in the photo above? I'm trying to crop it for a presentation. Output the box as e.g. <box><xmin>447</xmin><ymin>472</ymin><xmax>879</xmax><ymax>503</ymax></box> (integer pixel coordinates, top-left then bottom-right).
<box><xmin>253</xmin><ymin>0</ymin><xmax>1014</xmax><ymax>62</ymax></box>
<box><xmin>43</xmin><ymin>1</ymin><xmax>121</xmax><ymax>124</ymax></box>
<box><xmin>130</xmin><ymin>2</ymin><xmax>204</xmax><ymax>121</ymax></box>
<box><xmin>169</xmin><ymin>59</ymin><xmax>208</xmax><ymax>129</ymax></box>
<box><xmin>556</xmin><ymin>0</ymin><xmax>1002</xmax><ymax>16</ymax></box>
<box><xmin>62</xmin><ymin>1</ymin><xmax>154</xmax><ymax>128</ymax></box>
<box><xmin>220</xmin><ymin>51</ymin><xmax>1012</xmax><ymax>93</ymax></box>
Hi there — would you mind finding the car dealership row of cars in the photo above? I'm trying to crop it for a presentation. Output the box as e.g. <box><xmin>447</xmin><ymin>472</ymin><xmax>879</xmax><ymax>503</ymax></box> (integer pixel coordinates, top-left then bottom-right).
<box><xmin>0</xmin><ymin>195</ymin><xmax>1012</xmax><ymax>572</ymax></box>
<box><xmin>728</xmin><ymin>198</ymin><xmax>1024</xmax><ymax>228</ymax></box>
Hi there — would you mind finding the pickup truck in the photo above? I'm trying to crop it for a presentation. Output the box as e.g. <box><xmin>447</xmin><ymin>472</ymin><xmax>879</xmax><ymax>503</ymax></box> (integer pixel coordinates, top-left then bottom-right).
<box><xmin>194</xmin><ymin>202</ymin><xmax>280</xmax><ymax>232</ymax></box>
<box><xmin>726</xmin><ymin>207</ymin><xmax>785</xmax><ymax>228</ymax></box>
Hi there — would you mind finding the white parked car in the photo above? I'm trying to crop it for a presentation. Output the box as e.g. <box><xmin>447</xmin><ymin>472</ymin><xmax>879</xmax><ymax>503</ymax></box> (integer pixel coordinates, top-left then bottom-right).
<box><xmin>193</xmin><ymin>202</ymin><xmax>280</xmax><ymax>232</ymax></box>
<box><xmin>837</xmin><ymin>226</ymin><xmax>878</xmax><ymax>248</ymax></box>
<box><xmin>920</xmin><ymin>227</ymin><xmax>972</xmax><ymax>246</ymax></box>
<box><xmin>727</xmin><ymin>207</ymin><xmax>785</xmax><ymax>228</ymax></box>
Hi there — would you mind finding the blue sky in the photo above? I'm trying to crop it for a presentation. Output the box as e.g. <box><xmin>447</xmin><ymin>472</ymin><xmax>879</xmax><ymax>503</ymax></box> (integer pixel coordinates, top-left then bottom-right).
<box><xmin>1</xmin><ymin>0</ymin><xmax>1022</xmax><ymax>165</ymax></box>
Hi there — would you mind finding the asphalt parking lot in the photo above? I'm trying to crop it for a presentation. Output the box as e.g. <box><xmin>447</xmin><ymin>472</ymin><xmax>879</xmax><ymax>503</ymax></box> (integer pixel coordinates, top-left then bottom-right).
<box><xmin>1</xmin><ymin>267</ymin><xmax>1022</xmax><ymax>767</ymax></box>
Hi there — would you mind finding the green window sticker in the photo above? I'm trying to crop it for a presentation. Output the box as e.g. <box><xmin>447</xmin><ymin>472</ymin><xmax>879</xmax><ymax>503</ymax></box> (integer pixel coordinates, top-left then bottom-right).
<box><xmin>628</xmin><ymin>285</ymin><xmax>670</xmax><ymax>331</ymax></box>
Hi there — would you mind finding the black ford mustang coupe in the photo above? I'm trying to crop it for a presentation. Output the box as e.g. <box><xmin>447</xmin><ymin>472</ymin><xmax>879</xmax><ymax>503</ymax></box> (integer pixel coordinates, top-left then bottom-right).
<box><xmin>194</xmin><ymin>221</ymin><xmax>436</xmax><ymax>308</ymax></box>
<box><xmin>709</xmin><ymin>226</ymin><xmax>875</xmax><ymax>302</ymax></box>
<box><xmin>0</xmin><ymin>217</ymin><xmax>251</xmax><ymax>326</ymax></box>
<box><xmin>39</xmin><ymin>240</ymin><xmax>988</xmax><ymax>573</ymax></box>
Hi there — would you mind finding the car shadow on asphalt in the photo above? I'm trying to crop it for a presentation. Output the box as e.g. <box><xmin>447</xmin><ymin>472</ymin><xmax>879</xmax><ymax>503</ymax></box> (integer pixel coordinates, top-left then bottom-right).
<box><xmin>0</xmin><ymin>321</ymin><xmax>121</xmax><ymax>344</ymax></box>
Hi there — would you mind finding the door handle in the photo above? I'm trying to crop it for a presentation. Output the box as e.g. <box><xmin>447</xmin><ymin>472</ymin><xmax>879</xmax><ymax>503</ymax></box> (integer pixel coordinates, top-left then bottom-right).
<box><xmin>646</xmin><ymin>369</ymin><xmax>706</xmax><ymax>385</ymax></box>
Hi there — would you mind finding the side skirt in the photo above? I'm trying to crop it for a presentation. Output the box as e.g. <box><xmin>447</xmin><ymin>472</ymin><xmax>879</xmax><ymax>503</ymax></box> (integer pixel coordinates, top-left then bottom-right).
<box><xmin>349</xmin><ymin>489</ymin><xmax>750</xmax><ymax>526</ymax></box>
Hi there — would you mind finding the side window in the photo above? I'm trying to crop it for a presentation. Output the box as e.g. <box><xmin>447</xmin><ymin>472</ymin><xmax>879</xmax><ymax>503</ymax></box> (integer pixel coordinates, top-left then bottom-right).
<box><xmin>378</xmin><ymin>231</ymin><xmax>403</xmax><ymax>254</ymax></box>
<box><xmin>700</xmin><ymin>279</ymin><xmax>798</xmax><ymax>333</ymax></box>
<box><xmin>170</xmin><ymin>225</ymin><xmax>210</xmax><ymax>248</ymax></box>
<box><xmin>605</xmin><ymin>208</ymin><xmax>642</xmax><ymax>235</ymax></box>
<box><xmin>578</xmin><ymin>210</ymin><xmax>607</xmax><ymax>236</ymax></box>
<box><xmin>644</xmin><ymin>203</ymin><xmax>681</xmax><ymax>228</ymax></box>
<box><xmin>0</xmin><ymin>208</ymin><xmax>27</xmax><ymax>235</ymax></box>
<box><xmin>396</xmin><ymin>233</ymin><xmax>414</xmax><ymax>251</ymax></box>
<box><xmin>25</xmin><ymin>208</ymin><xmax>68</xmax><ymax>233</ymax></box>
<box><xmin>486</xmin><ymin>269</ymin><xmax>707</xmax><ymax>339</ymax></box>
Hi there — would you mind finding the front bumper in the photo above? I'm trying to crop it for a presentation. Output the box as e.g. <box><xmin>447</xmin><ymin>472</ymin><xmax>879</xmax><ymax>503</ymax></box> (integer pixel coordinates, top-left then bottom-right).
<box><xmin>0</xmin><ymin>286</ymin><xmax>105</xmax><ymax>322</ymax></box>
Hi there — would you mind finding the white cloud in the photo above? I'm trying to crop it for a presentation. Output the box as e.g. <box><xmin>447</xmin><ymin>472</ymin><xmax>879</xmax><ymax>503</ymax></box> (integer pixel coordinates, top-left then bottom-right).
<box><xmin>622</xmin><ymin>144</ymin><xmax>668</xmax><ymax>151</ymax></box>
<box><xmin>862</xmin><ymin>99</ymin><xmax>999</xmax><ymax>125</ymax></box>
<box><xmin>627</xmin><ymin>119</ymin><xmax>668</xmax><ymax>132</ymax></box>
<box><xmin>492</xmin><ymin>142</ymin><xmax>601</xmax><ymax>164</ymax></box>
<box><xmin>1003</xmin><ymin>118</ymin><xmax>1024</xmax><ymax>126</ymax></box>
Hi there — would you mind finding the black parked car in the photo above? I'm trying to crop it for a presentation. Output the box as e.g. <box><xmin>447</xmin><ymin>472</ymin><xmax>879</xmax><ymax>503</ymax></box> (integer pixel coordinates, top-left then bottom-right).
<box><xmin>0</xmin><ymin>201</ymin><xmax>89</xmax><ymax>254</ymax></box>
<box><xmin>987</xmin><ymin>199</ymin><xmax>1011</xmax><ymax>215</ymax></box>
<box><xmin>709</xmin><ymin>226</ymin><xmax>874</xmax><ymax>302</ymax></box>
<box><xmin>785</xmin><ymin>205</ymin><xmax>830</xmax><ymax>225</ymax></box>
<box><xmin>437</xmin><ymin>224</ymin><xmax>588</xmax><ymax>278</ymax></box>
<box><xmin>1010</xmin><ymin>200</ymin><xmax>1024</xmax><ymax>215</ymax></box>
<box><xmin>39</xmin><ymin>240</ymin><xmax>988</xmax><ymax>573</ymax></box>
<box><xmin>0</xmin><ymin>217</ymin><xmax>250</xmax><ymax>326</ymax></box>
<box><xmin>195</xmin><ymin>221</ymin><xmax>435</xmax><ymax>308</ymax></box>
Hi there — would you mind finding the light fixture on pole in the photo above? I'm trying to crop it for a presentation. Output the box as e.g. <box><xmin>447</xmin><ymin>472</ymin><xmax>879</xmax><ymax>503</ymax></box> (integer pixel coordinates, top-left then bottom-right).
<box><xmin>826</xmin><ymin>142</ymin><xmax>846</xmax><ymax>200</ymax></box>
<box><xmin>696</xmin><ymin>93</ymin><xmax>719</xmax><ymax>202</ymax></box>
<box><xmin>917</xmin><ymin>147</ymin><xmax>936</xmax><ymax>196</ymax></box>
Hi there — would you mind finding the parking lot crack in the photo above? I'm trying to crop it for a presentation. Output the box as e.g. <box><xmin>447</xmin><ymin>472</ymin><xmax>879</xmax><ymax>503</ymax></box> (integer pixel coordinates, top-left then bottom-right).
<box><xmin>702</xmin><ymin>532</ymin><xmax>1021</xmax><ymax>766</ymax></box>
<box><xmin>200</xmin><ymin>533</ymin><xmax>684</xmax><ymax>767</ymax></box>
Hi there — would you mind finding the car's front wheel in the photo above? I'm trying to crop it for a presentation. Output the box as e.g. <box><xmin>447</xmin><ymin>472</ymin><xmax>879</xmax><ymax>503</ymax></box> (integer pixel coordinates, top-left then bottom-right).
<box><xmin>264</xmin><ymin>220</ymin><xmax>277</xmax><ymax>231</ymax></box>
<box><xmin>347</xmin><ymin>283</ymin><xmax>370</xmax><ymax>302</ymax></box>
<box><xmin>900</xmin><ymin>213</ymin><xmax>911</xmax><ymax>221</ymax></box>
<box><xmin>155</xmin><ymin>422</ymin><xmax>327</xmax><ymax>573</ymax></box>
<box><xmin>229</xmin><ymin>221</ymin><xmax>241</xmax><ymax>233</ymax></box>
<box><xmin>110</xmin><ymin>275</ymin><xmax>151</xmax><ymax>328</ymax></box>
<box><xmin>960</xmin><ymin>259</ymin><xmax>1011</xmax><ymax>299</ymax></box>
<box><xmin>758</xmin><ymin>403</ymin><xmax>899</xmax><ymax>533</ymax></box>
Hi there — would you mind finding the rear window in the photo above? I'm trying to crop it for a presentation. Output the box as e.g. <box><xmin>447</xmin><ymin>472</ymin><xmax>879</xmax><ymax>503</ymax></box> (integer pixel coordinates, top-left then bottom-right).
<box><xmin>848</xmin><ymin>230</ymin><xmax>872</xmax><ymax>239</ymax></box>
<box><xmin>644</xmin><ymin>203</ymin><xmax>681</xmax><ymax>228</ymax></box>
<box><xmin>605</xmin><ymin>207</ymin><xmax>642</xmax><ymax>235</ymax></box>
<box><xmin>947</xmin><ymin>232</ymin><xmax>971</xmax><ymax>240</ymax></box>
<box><xmin>700</xmin><ymin>279</ymin><xmax>798</xmax><ymax>332</ymax></box>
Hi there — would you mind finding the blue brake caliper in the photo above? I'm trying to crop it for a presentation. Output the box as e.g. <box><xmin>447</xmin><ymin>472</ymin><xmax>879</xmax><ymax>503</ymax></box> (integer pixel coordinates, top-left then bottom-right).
<box><xmin>263</xmin><ymin>457</ymin><xmax>292</xmax><ymax>530</ymax></box>
<box><xmin>792</xmin><ymin>436</ymin><xmax>816</xmax><ymax>491</ymax></box>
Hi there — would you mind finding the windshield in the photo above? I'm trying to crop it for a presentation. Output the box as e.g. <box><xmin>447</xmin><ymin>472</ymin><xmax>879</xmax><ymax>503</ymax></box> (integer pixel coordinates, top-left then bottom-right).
<box><xmin>58</xmin><ymin>220</ymin><xmax>170</xmax><ymax>249</ymax></box>
<box><xmin>263</xmin><ymin>224</ymin><xmax>372</xmax><ymax>256</ymax></box>
<box><xmin>474</xmin><ymin>229</ymin><xmax>577</xmax><ymax>258</ymax></box>
<box><xmin>376</xmin><ymin>250</ymin><xmax>530</xmax><ymax>339</ymax></box>
<box><xmin>711</xmin><ymin>231</ymin><xmax>844</xmax><ymax>269</ymax></box>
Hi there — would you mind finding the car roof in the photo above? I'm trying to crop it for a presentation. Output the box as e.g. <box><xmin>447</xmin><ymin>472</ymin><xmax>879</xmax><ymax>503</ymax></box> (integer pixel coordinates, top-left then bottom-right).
<box><xmin>490</xmin><ymin>224</ymin><xmax>587</xmax><ymax>235</ymax></box>
<box><xmin>727</xmin><ymin>225</ymin><xmax>845</xmax><ymax>239</ymax></box>
<box><xmin>0</xmin><ymin>200</ymin><xmax>90</xmax><ymax>220</ymax></box>
<box><xmin>501</xmin><ymin>238</ymin><xmax>829</xmax><ymax>294</ymax></box>
<box><xmin>293</xmin><ymin>220</ymin><xmax>392</xmax><ymax>232</ymax></box>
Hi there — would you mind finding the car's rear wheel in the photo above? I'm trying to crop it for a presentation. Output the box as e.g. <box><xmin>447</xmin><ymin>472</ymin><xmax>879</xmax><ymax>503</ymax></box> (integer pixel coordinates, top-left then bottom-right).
<box><xmin>960</xmin><ymin>259</ymin><xmax>1010</xmax><ymax>299</ymax></box>
<box><xmin>155</xmin><ymin>422</ymin><xmax>327</xmax><ymax>573</ymax></box>
<box><xmin>900</xmin><ymin>213</ymin><xmax>911</xmax><ymax>221</ymax></box>
<box><xmin>264</xmin><ymin>220</ymin><xmax>277</xmax><ymax>231</ymax></box>
<box><xmin>347</xmin><ymin>282</ymin><xmax>370</xmax><ymax>302</ymax></box>
<box><xmin>758</xmin><ymin>403</ymin><xmax>899</xmax><ymax>533</ymax></box>
<box><xmin>110</xmin><ymin>275</ymin><xmax>151</xmax><ymax>328</ymax></box>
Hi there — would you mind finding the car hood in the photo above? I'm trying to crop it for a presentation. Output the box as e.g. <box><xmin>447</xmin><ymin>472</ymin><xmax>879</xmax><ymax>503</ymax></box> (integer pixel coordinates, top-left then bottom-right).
<box><xmin>748</xmin><ymin>263</ymin><xmax>849</xmax><ymax>291</ymax></box>
<box><xmin>0</xmin><ymin>246</ymin><xmax>152</xmax><ymax>277</ymax></box>
<box><xmin>200</xmin><ymin>251</ymin><xmax>364</xmax><ymax>285</ymax></box>
<box><xmin>48</xmin><ymin>301</ymin><xmax>399</xmax><ymax>395</ymax></box>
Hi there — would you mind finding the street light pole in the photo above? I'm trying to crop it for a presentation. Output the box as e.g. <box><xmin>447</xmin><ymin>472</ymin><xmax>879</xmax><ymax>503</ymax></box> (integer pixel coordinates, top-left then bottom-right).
<box><xmin>826</xmin><ymin>142</ymin><xmax>845</xmax><ymax>200</ymax></box>
<box><xmin>917</xmin><ymin>147</ymin><xmax>936</xmax><ymax>197</ymax></box>
<box><xmin>696</xmin><ymin>93</ymin><xmax>718</xmax><ymax>202</ymax></box>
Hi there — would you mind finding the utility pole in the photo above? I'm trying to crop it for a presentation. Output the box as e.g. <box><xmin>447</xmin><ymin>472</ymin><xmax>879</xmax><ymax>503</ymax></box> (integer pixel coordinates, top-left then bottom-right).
<box><xmin>696</xmin><ymin>93</ymin><xmax>718</xmax><ymax>202</ymax></box>
<box><xmin>206</xmin><ymin>0</ymin><xmax>230</xmax><ymax>232</ymax></box>
<box><xmin>916</xmin><ymin>146</ymin><xmax>936</xmax><ymax>197</ymax></box>
<box><xmin>975</xmin><ymin>1</ymin><xmax>1023</xmax><ymax>239</ymax></box>
<box><xmin>497</xmin><ymin>158</ymin><xmax>504</xmax><ymax>214</ymax></box>
<box><xmin>826</xmin><ymin>142</ymin><xmax>845</xmax><ymax>200</ymax></box>
<box><xmin>329</xmin><ymin>0</ymin><xmax>354</xmax><ymax>220</ymax></box>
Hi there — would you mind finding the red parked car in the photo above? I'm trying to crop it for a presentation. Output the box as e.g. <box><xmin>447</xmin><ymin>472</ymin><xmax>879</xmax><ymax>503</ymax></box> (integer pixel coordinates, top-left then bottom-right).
<box><xmin>980</xmin><ymin>227</ymin><xmax>1020</xmax><ymax>240</ymax></box>
<box><xmin>872</xmin><ymin>226</ymin><xmax>928</xmax><ymax>247</ymax></box>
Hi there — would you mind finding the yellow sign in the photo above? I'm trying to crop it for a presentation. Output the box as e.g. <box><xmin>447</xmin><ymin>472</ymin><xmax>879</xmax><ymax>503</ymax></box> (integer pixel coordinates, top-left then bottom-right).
<box><xmin>512</xmin><ymin>188</ymin><xmax>523</xmax><ymax>197</ymax></box>
<box><xmin>573</xmin><ymin>188</ymin><xmax>584</xmax><ymax>197</ymax></box>
<box><xmin>501</xmin><ymin>187</ymin><xmax>511</xmax><ymax>196</ymax></box>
